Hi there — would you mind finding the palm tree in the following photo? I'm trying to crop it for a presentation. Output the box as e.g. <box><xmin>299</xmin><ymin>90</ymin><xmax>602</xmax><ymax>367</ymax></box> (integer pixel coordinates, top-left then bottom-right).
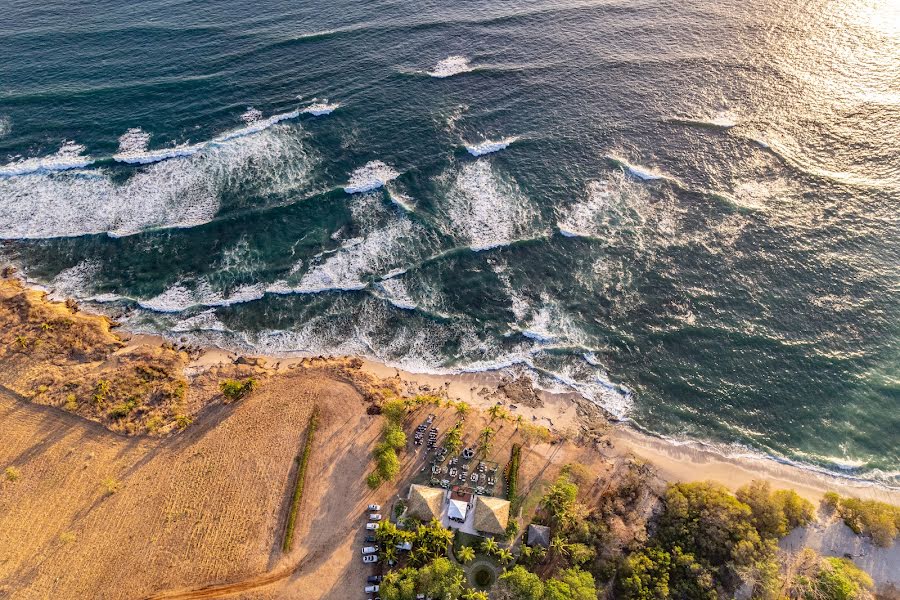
<box><xmin>487</xmin><ymin>405</ymin><xmax>506</xmax><ymax>421</ymax></box>
<box><xmin>382</xmin><ymin>545</ymin><xmax>398</xmax><ymax>565</ymax></box>
<box><xmin>496</xmin><ymin>548</ymin><xmax>514</xmax><ymax>565</ymax></box>
<box><xmin>455</xmin><ymin>402</ymin><xmax>471</xmax><ymax>418</ymax></box>
<box><xmin>410</xmin><ymin>545</ymin><xmax>429</xmax><ymax>566</ymax></box>
<box><xmin>457</xmin><ymin>545</ymin><xmax>475</xmax><ymax>564</ymax></box>
<box><xmin>480</xmin><ymin>537</ymin><xmax>500</xmax><ymax>555</ymax></box>
<box><xmin>515</xmin><ymin>414</ymin><xmax>524</xmax><ymax>429</ymax></box>
<box><xmin>520</xmin><ymin>545</ymin><xmax>533</xmax><ymax>561</ymax></box>
<box><xmin>462</xmin><ymin>591</ymin><xmax>489</xmax><ymax>600</ymax></box>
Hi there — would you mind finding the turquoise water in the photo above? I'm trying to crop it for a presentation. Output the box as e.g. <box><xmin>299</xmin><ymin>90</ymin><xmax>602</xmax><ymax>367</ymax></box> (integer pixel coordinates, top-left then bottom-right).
<box><xmin>1</xmin><ymin>0</ymin><xmax>897</xmax><ymax>484</ymax></box>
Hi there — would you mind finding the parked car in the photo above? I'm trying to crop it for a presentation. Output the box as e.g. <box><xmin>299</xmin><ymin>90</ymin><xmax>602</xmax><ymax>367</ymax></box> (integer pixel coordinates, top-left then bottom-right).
<box><xmin>367</xmin><ymin>504</ymin><xmax>381</xmax><ymax>511</ymax></box>
<box><xmin>362</xmin><ymin>546</ymin><xmax>378</xmax><ymax>555</ymax></box>
<box><xmin>369</xmin><ymin>513</ymin><xmax>382</xmax><ymax>521</ymax></box>
<box><xmin>365</xmin><ymin>535</ymin><xmax>377</xmax><ymax>543</ymax></box>
<box><xmin>367</xmin><ymin>575</ymin><xmax>383</xmax><ymax>583</ymax></box>
<box><xmin>366</xmin><ymin>522</ymin><xmax>378</xmax><ymax>530</ymax></box>
<box><xmin>362</xmin><ymin>554</ymin><xmax>378</xmax><ymax>564</ymax></box>
<box><xmin>365</xmin><ymin>584</ymin><xmax>380</xmax><ymax>593</ymax></box>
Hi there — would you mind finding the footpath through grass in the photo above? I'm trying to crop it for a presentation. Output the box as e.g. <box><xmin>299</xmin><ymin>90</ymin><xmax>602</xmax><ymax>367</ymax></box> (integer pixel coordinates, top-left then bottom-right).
<box><xmin>282</xmin><ymin>407</ymin><xmax>319</xmax><ymax>552</ymax></box>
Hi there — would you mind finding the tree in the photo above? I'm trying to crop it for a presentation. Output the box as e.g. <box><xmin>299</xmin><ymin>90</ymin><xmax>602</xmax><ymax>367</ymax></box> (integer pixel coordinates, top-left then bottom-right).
<box><xmin>455</xmin><ymin>402</ymin><xmax>471</xmax><ymax>418</ymax></box>
<box><xmin>381</xmin><ymin>567</ymin><xmax>418</xmax><ymax>600</ymax></box>
<box><xmin>540</xmin><ymin>476</ymin><xmax>579</xmax><ymax>531</ymax></box>
<box><xmin>736</xmin><ymin>480</ymin><xmax>815</xmax><ymax>540</ymax></box>
<box><xmin>619</xmin><ymin>547</ymin><xmax>671</xmax><ymax>600</ymax></box>
<box><xmin>462</xmin><ymin>591</ymin><xmax>489</xmax><ymax>600</ymax></box>
<box><xmin>497</xmin><ymin>566</ymin><xmax>544</xmax><ymax>600</ymax></box>
<box><xmin>544</xmin><ymin>568</ymin><xmax>596</xmax><ymax>600</ymax></box>
<box><xmin>481</xmin><ymin>537</ymin><xmax>500</xmax><ymax>555</ymax></box>
<box><xmin>381</xmin><ymin>399</ymin><xmax>407</xmax><ymax>424</ymax></box>
<box><xmin>487</xmin><ymin>405</ymin><xmax>508</xmax><ymax>421</ymax></box>
<box><xmin>417</xmin><ymin>557</ymin><xmax>465</xmax><ymax>600</ymax></box>
<box><xmin>496</xmin><ymin>548</ymin><xmax>514</xmax><ymax>565</ymax></box>
<box><xmin>384</xmin><ymin>424</ymin><xmax>407</xmax><ymax>450</ymax></box>
<box><xmin>478</xmin><ymin>427</ymin><xmax>495</xmax><ymax>455</ymax></box>
<box><xmin>457</xmin><ymin>545</ymin><xmax>475</xmax><ymax>564</ymax></box>
<box><xmin>657</xmin><ymin>481</ymin><xmax>766</xmax><ymax>568</ymax></box>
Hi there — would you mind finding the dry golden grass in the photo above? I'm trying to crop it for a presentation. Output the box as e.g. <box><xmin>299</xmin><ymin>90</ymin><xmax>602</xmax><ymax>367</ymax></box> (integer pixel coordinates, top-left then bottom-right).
<box><xmin>0</xmin><ymin>279</ymin><xmax>194</xmax><ymax>434</ymax></box>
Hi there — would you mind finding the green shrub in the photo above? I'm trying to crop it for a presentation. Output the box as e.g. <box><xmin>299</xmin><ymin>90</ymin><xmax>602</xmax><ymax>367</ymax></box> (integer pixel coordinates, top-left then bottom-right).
<box><xmin>828</xmin><ymin>494</ymin><xmax>900</xmax><ymax>547</ymax></box>
<box><xmin>505</xmin><ymin>443</ymin><xmax>522</xmax><ymax>509</ymax></box>
<box><xmin>220</xmin><ymin>378</ymin><xmax>256</xmax><ymax>401</ymax></box>
<box><xmin>101</xmin><ymin>477</ymin><xmax>121</xmax><ymax>495</ymax></box>
<box><xmin>283</xmin><ymin>409</ymin><xmax>319</xmax><ymax>552</ymax></box>
<box><xmin>366</xmin><ymin>472</ymin><xmax>382</xmax><ymax>489</ymax></box>
<box><xmin>5</xmin><ymin>466</ymin><xmax>21</xmax><ymax>482</ymax></box>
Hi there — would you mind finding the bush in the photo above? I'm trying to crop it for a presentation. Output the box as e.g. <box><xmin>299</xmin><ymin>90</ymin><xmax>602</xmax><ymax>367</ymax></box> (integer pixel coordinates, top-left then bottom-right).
<box><xmin>220</xmin><ymin>378</ymin><xmax>256</xmax><ymax>401</ymax></box>
<box><xmin>736</xmin><ymin>480</ymin><xmax>815</xmax><ymax>539</ymax></box>
<box><xmin>366</xmin><ymin>472</ymin><xmax>382</xmax><ymax>489</ymax></box>
<box><xmin>101</xmin><ymin>477</ymin><xmax>121</xmax><ymax>495</ymax></box>
<box><xmin>5</xmin><ymin>466</ymin><xmax>21</xmax><ymax>482</ymax></box>
<box><xmin>827</xmin><ymin>494</ymin><xmax>900</xmax><ymax>547</ymax></box>
<box><xmin>283</xmin><ymin>409</ymin><xmax>319</xmax><ymax>552</ymax></box>
<box><xmin>505</xmin><ymin>444</ymin><xmax>522</xmax><ymax>507</ymax></box>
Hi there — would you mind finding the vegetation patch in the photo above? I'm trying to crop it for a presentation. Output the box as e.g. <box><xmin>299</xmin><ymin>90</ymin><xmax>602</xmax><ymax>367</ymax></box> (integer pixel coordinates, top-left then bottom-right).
<box><xmin>367</xmin><ymin>398</ymin><xmax>407</xmax><ymax>488</ymax></box>
<box><xmin>219</xmin><ymin>377</ymin><xmax>256</xmax><ymax>402</ymax></box>
<box><xmin>282</xmin><ymin>407</ymin><xmax>319</xmax><ymax>552</ymax></box>
<box><xmin>505</xmin><ymin>443</ymin><xmax>522</xmax><ymax>514</ymax></box>
<box><xmin>823</xmin><ymin>491</ymin><xmax>900</xmax><ymax>547</ymax></box>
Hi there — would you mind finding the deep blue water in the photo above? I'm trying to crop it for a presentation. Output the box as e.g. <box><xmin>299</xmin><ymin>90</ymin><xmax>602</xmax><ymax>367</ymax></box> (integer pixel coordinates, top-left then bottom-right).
<box><xmin>1</xmin><ymin>0</ymin><xmax>898</xmax><ymax>484</ymax></box>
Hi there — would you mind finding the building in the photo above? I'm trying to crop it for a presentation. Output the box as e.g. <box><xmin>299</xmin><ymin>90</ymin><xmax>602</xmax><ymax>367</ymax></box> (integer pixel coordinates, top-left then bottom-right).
<box><xmin>472</xmin><ymin>495</ymin><xmax>510</xmax><ymax>535</ymax></box>
<box><xmin>407</xmin><ymin>484</ymin><xmax>445</xmax><ymax>521</ymax></box>
<box><xmin>526</xmin><ymin>524</ymin><xmax>551</xmax><ymax>548</ymax></box>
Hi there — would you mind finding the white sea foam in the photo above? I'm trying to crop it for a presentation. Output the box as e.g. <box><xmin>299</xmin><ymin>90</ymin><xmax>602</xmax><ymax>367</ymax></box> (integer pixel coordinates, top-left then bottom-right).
<box><xmin>344</xmin><ymin>160</ymin><xmax>400</xmax><ymax>194</ymax></box>
<box><xmin>139</xmin><ymin>280</ymin><xmax>267</xmax><ymax>312</ymax></box>
<box><xmin>0</xmin><ymin>116</ymin><xmax>10</xmax><ymax>139</ymax></box>
<box><xmin>443</xmin><ymin>159</ymin><xmax>537</xmax><ymax>251</ymax></box>
<box><xmin>113</xmin><ymin>127</ymin><xmax>203</xmax><ymax>164</ymax></box>
<box><xmin>172</xmin><ymin>310</ymin><xmax>228</xmax><ymax>333</ymax></box>
<box><xmin>0</xmin><ymin>140</ymin><xmax>94</xmax><ymax>177</ymax></box>
<box><xmin>0</xmin><ymin>124</ymin><xmax>312</xmax><ymax>239</ymax></box>
<box><xmin>672</xmin><ymin>112</ymin><xmax>738</xmax><ymax>130</ymax></box>
<box><xmin>241</xmin><ymin>107</ymin><xmax>264</xmax><ymax>123</ymax></box>
<box><xmin>373</xmin><ymin>277</ymin><xmax>418</xmax><ymax>310</ymax></box>
<box><xmin>604</xmin><ymin>154</ymin><xmax>671</xmax><ymax>181</ymax></box>
<box><xmin>465</xmin><ymin>137</ymin><xmax>518</xmax><ymax>156</ymax></box>
<box><xmin>302</xmin><ymin>102</ymin><xmax>340</xmax><ymax>116</ymax></box>
<box><xmin>428</xmin><ymin>55</ymin><xmax>473</xmax><ymax>78</ymax></box>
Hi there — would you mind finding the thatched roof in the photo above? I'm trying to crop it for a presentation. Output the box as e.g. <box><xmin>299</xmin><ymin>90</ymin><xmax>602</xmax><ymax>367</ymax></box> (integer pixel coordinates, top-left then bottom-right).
<box><xmin>407</xmin><ymin>484</ymin><xmax>445</xmax><ymax>521</ymax></box>
<box><xmin>473</xmin><ymin>496</ymin><xmax>510</xmax><ymax>534</ymax></box>
<box><xmin>527</xmin><ymin>524</ymin><xmax>551</xmax><ymax>547</ymax></box>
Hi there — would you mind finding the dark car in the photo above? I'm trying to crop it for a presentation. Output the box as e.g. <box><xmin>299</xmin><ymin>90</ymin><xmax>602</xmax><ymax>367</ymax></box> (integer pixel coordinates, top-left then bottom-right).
<box><xmin>367</xmin><ymin>575</ymin><xmax>383</xmax><ymax>583</ymax></box>
<box><xmin>365</xmin><ymin>535</ymin><xmax>377</xmax><ymax>543</ymax></box>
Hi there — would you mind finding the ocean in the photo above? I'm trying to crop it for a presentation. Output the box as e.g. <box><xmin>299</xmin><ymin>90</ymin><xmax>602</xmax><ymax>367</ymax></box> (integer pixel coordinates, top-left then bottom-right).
<box><xmin>1</xmin><ymin>0</ymin><xmax>897</xmax><ymax>485</ymax></box>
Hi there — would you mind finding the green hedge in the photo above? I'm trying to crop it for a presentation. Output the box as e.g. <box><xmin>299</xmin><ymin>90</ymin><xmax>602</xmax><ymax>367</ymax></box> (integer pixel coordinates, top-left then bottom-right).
<box><xmin>283</xmin><ymin>408</ymin><xmax>319</xmax><ymax>552</ymax></box>
<box><xmin>505</xmin><ymin>444</ymin><xmax>522</xmax><ymax>515</ymax></box>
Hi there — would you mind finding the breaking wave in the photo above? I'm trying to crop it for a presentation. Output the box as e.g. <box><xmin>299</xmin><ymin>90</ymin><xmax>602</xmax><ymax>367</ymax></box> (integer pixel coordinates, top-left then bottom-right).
<box><xmin>427</xmin><ymin>55</ymin><xmax>473</xmax><ymax>78</ymax></box>
<box><xmin>441</xmin><ymin>159</ymin><xmax>541</xmax><ymax>251</ymax></box>
<box><xmin>344</xmin><ymin>160</ymin><xmax>400</xmax><ymax>193</ymax></box>
<box><xmin>603</xmin><ymin>154</ymin><xmax>673</xmax><ymax>181</ymax></box>
<box><xmin>0</xmin><ymin>124</ymin><xmax>313</xmax><ymax>239</ymax></box>
<box><xmin>465</xmin><ymin>136</ymin><xmax>519</xmax><ymax>156</ymax></box>
<box><xmin>0</xmin><ymin>141</ymin><xmax>94</xmax><ymax>177</ymax></box>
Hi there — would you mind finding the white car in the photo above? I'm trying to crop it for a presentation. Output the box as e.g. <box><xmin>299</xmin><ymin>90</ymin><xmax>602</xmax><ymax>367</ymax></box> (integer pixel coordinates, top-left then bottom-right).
<box><xmin>362</xmin><ymin>546</ymin><xmax>378</xmax><ymax>555</ymax></box>
<box><xmin>365</xmin><ymin>585</ymin><xmax>380</xmax><ymax>593</ymax></box>
<box><xmin>369</xmin><ymin>513</ymin><xmax>382</xmax><ymax>521</ymax></box>
<box><xmin>367</xmin><ymin>504</ymin><xmax>381</xmax><ymax>511</ymax></box>
<box><xmin>366</xmin><ymin>522</ymin><xmax>378</xmax><ymax>530</ymax></box>
<box><xmin>362</xmin><ymin>554</ymin><xmax>378</xmax><ymax>564</ymax></box>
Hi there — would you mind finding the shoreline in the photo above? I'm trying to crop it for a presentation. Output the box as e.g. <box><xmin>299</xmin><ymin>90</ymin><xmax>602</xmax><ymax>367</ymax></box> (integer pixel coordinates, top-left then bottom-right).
<box><xmin>8</xmin><ymin>273</ymin><xmax>900</xmax><ymax>503</ymax></box>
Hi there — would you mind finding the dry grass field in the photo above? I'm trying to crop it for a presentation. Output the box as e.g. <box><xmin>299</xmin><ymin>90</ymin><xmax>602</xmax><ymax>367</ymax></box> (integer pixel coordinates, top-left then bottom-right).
<box><xmin>0</xmin><ymin>362</ymin><xmax>390</xmax><ymax>600</ymax></box>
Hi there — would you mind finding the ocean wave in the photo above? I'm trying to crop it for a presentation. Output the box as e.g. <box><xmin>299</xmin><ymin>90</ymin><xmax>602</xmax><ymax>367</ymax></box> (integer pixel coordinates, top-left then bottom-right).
<box><xmin>603</xmin><ymin>154</ymin><xmax>673</xmax><ymax>181</ymax></box>
<box><xmin>0</xmin><ymin>141</ymin><xmax>94</xmax><ymax>177</ymax></box>
<box><xmin>302</xmin><ymin>101</ymin><xmax>340</xmax><ymax>116</ymax></box>
<box><xmin>442</xmin><ymin>159</ymin><xmax>540</xmax><ymax>251</ymax></box>
<box><xmin>0</xmin><ymin>123</ymin><xmax>312</xmax><ymax>239</ymax></box>
<box><xmin>344</xmin><ymin>160</ymin><xmax>400</xmax><ymax>193</ymax></box>
<box><xmin>465</xmin><ymin>136</ymin><xmax>519</xmax><ymax>156</ymax></box>
<box><xmin>0</xmin><ymin>116</ymin><xmax>10</xmax><ymax>139</ymax></box>
<box><xmin>428</xmin><ymin>55</ymin><xmax>473</xmax><ymax>78</ymax></box>
<box><xmin>668</xmin><ymin>112</ymin><xmax>738</xmax><ymax>130</ymax></box>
